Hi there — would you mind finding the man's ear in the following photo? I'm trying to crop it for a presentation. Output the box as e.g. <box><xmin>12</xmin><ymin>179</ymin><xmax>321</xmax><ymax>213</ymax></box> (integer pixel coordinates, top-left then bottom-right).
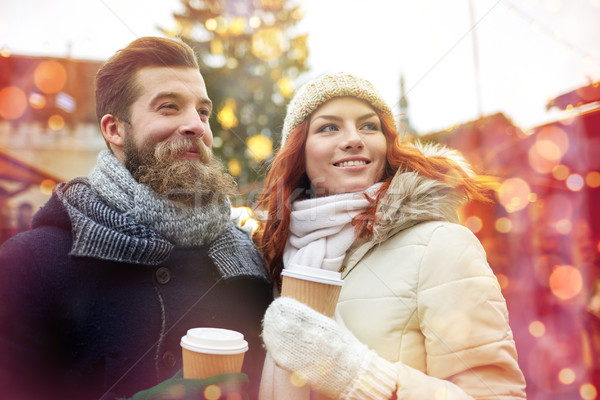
<box><xmin>100</xmin><ymin>114</ymin><xmax>125</xmax><ymax>148</ymax></box>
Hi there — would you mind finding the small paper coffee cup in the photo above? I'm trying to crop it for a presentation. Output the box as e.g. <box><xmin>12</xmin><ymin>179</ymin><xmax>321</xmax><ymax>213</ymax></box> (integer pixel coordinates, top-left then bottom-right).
<box><xmin>180</xmin><ymin>327</ymin><xmax>248</xmax><ymax>379</ymax></box>
<box><xmin>281</xmin><ymin>265</ymin><xmax>343</xmax><ymax>317</ymax></box>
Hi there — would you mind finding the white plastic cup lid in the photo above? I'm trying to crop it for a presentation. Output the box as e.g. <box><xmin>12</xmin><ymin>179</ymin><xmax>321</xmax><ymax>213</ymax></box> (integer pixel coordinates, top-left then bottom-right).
<box><xmin>180</xmin><ymin>327</ymin><xmax>249</xmax><ymax>355</ymax></box>
<box><xmin>281</xmin><ymin>265</ymin><xmax>343</xmax><ymax>286</ymax></box>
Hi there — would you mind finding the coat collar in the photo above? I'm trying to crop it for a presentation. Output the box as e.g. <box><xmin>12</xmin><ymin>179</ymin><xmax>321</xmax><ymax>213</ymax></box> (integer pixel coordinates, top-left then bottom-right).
<box><xmin>341</xmin><ymin>142</ymin><xmax>471</xmax><ymax>277</ymax></box>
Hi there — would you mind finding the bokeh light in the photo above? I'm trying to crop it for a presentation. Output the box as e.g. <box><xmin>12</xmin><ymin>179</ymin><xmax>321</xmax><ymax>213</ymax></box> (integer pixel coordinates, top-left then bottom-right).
<box><xmin>217</xmin><ymin>99</ymin><xmax>238</xmax><ymax>130</ymax></box>
<box><xmin>528</xmin><ymin>126</ymin><xmax>569</xmax><ymax>174</ymax></box>
<box><xmin>535</xmin><ymin>138</ymin><xmax>562</xmax><ymax>161</ymax></box>
<box><xmin>580</xmin><ymin>383</ymin><xmax>598</xmax><ymax>400</ymax></box>
<box><xmin>34</xmin><ymin>60</ymin><xmax>67</xmax><ymax>94</ymax></box>
<box><xmin>228</xmin><ymin>158</ymin><xmax>242</xmax><ymax>177</ymax></box>
<box><xmin>290</xmin><ymin>371</ymin><xmax>307</xmax><ymax>387</ymax></box>
<box><xmin>555</xmin><ymin>218</ymin><xmax>572</xmax><ymax>235</ymax></box>
<box><xmin>495</xmin><ymin>217</ymin><xmax>512</xmax><ymax>233</ymax></box>
<box><xmin>566</xmin><ymin>173</ymin><xmax>584</xmax><ymax>191</ymax></box>
<box><xmin>464</xmin><ymin>215</ymin><xmax>483</xmax><ymax>233</ymax></box>
<box><xmin>251</xmin><ymin>27</ymin><xmax>283</xmax><ymax>61</ymax></box>
<box><xmin>0</xmin><ymin>86</ymin><xmax>28</xmax><ymax>120</ymax></box>
<box><xmin>205</xmin><ymin>18</ymin><xmax>217</xmax><ymax>31</ymax></box>
<box><xmin>558</xmin><ymin>368</ymin><xmax>576</xmax><ymax>385</ymax></box>
<box><xmin>528</xmin><ymin>320</ymin><xmax>546</xmax><ymax>337</ymax></box>
<box><xmin>210</xmin><ymin>38</ymin><xmax>224</xmax><ymax>55</ymax></box>
<box><xmin>549</xmin><ymin>265</ymin><xmax>582</xmax><ymax>300</ymax></box>
<box><xmin>48</xmin><ymin>114</ymin><xmax>65</xmax><ymax>131</ymax></box>
<box><xmin>40</xmin><ymin>179</ymin><xmax>56</xmax><ymax>195</ymax></box>
<box><xmin>228</xmin><ymin>17</ymin><xmax>246</xmax><ymax>35</ymax></box>
<box><xmin>249</xmin><ymin>16</ymin><xmax>261</xmax><ymax>29</ymax></box>
<box><xmin>212</xmin><ymin>136</ymin><xmax>223</xmax><ymax>148</ymax></box>
<box><xmin>528</xmin><ymin>144</ymin><xmax>557</xmax><ymax>174</ymax></box>
<box><xmin>246</xmin><ymin>134</ymin><xmax>273</xmax><ymax>162</ymax></box>
<box><xmin>552</xmin><ymin>164</ymin><xmax>570</xmax><ymax>180</ymax></box>
<box><xmin>203</xmin><ymin>384</ymin><xmax>221</xmax><ymax>400</ymax></box>
<box><xmin>528</xmin><ymin>192</ymin><xmax>538</xmax><ymax>203</ymax></box>
<box><xmin>262</xmin><ymin>0</ymin><xmax>284</xmax><ymax>9</ymax></box>
<box><xmin>29</xmin><ymin>92</ymin><xmax>46</xmax><ymax>110</ymax></box>
<box><xmin>586</xmin><ymin>171</ymin><xmax>600</xmax><ymax>188</ymax></box>
<box><xmin>537</xmin><ymin>125</ymin><xmax>569</xmax><ymax>158</ymax></box>
<box><xmin>497</xmin><ymin>177</ymin><xmax>531</xmax><ymax>212</ymax></box>
<box><xmin>277</xmin><ymin>77</ymin><xmax>294</xmax><ymax>98</ymax></box>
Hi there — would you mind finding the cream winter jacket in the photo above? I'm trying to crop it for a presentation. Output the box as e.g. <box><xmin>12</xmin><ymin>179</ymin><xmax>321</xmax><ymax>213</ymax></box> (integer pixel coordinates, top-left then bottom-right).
<box><xmin>336</xmin><ymin>143</ymin><xmax>527</xmax><ymax>399</ymax></box>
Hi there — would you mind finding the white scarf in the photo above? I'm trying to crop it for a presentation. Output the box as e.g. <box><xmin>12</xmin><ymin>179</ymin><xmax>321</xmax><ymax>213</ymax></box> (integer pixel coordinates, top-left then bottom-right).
<box><xmin>259</xmin><ymin>183</ymin><xmax>382</xmax><ymax>400</ymax></box>
<box><xmin>283</xmin><ymin>183</ymin><xmax>382</xmax><ymax>272</ymax></box>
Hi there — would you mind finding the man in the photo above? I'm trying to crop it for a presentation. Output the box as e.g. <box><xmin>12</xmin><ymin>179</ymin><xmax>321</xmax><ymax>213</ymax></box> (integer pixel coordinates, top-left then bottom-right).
<box><xmin>0</xmin><ymin>37</ymin><xmax>272</xmax><ymax>400</ymax></box>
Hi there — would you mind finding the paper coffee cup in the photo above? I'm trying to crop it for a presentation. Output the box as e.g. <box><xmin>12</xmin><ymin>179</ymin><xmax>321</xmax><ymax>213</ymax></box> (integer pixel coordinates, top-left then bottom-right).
<box><xmin>180</xmin><ymin>327</ymin><xmax>248</xmax><ymax>379</ymax></box>
<box><xmin>281</xmin><ymin>265</ymin><xmax>343</xmax><ymax>317</ymax></box>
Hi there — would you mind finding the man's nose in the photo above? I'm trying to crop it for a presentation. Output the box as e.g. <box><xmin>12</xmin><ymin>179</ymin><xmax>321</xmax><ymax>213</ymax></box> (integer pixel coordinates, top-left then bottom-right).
<box><xmin>179</xmin><ymin>108</ymin><xmax>205</xmax><ymax>137</ymax></box>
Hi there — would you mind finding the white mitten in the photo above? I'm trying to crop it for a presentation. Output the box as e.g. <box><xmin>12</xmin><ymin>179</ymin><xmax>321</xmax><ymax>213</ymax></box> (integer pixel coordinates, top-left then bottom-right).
<box><xmin>262</xmin><ymin>297</ymin><xmax>397</xmax><ymax>400</ymax></box>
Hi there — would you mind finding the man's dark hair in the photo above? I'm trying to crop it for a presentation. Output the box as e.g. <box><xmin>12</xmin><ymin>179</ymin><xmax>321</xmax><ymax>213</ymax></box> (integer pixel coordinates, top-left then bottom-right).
<box><xmin>95</xmin><ymin>36</ymin><xmax>200</xmax><ymax>124</ymax></box>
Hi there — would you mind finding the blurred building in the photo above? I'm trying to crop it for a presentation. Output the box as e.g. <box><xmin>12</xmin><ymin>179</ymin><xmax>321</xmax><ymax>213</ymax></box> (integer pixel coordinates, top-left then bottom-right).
<box><xmin>0</xmin><ymin>53</ymin><xmax>105</xmax><ymax>242</ymax></box>
<box><xmin>423</xmin><ymin>82</ymin><xmax>600</xmax><ymax>400</ymax></box>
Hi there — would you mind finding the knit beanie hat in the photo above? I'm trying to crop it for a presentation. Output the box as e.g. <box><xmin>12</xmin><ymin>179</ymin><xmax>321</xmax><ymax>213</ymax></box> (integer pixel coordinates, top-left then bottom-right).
<box><xmin>280</xmin><ymin>72</ymin><xmax>393</xmax><ymax>146</ymax></box>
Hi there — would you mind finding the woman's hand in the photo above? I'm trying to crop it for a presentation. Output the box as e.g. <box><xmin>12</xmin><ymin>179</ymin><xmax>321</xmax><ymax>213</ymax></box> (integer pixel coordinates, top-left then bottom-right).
<box><xmin>262</xmin><ymin>297</ymin><xmax>397</xmax><ymax>399</ymax></box>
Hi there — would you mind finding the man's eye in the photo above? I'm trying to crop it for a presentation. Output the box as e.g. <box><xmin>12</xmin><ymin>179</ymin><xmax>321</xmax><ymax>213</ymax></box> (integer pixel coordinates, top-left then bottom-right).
<box><xmin>198</xmin><ymin>108</ymin><xmax>210</xmax><ymax>116</ymax></box>
<box><xmin>160</xmin><ymin>103</ymin><xmax>178</xmax><ymax>110</ymax></box>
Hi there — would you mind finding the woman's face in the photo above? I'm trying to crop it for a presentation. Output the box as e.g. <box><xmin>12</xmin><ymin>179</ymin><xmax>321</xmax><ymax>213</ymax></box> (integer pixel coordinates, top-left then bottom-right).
<box><xmin>305</xmin><ymin>97</ymin><xmax>387</xmax><ymax>196</ymax></box>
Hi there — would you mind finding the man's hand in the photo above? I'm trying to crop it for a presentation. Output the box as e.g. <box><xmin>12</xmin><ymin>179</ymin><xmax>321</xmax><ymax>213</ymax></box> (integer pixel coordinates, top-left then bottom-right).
<box><xmin>125</xmin><ymin>370</ymin><xmax>249</xmax><ymax>400</ymax></box>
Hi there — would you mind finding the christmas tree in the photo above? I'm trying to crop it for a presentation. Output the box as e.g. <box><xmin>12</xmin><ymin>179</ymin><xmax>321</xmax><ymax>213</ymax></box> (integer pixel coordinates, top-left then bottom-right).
<box><xmin>163</xmin><ymin>0</ymin><xmax>309</xmax><ymax>198</ymax></box>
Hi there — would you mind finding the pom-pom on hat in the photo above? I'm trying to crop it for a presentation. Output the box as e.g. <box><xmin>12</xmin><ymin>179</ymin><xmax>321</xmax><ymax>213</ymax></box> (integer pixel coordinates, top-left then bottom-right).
<box><xmin>280</xmin><ymin>72</ymin><xmax>393</xmax><ymax>146</ymax></box>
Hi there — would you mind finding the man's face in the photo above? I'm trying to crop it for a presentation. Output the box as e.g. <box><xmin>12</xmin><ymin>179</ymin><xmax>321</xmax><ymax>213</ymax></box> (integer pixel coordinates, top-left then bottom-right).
<box><xmin>125</xmin><ymin>66</ymin><xmax>213</xmax><ymax>154</ymax></box>
<box><xmin>121</xmin><ymin>66</ymin><xmax>236</xmax><ymax>206</ymax></box>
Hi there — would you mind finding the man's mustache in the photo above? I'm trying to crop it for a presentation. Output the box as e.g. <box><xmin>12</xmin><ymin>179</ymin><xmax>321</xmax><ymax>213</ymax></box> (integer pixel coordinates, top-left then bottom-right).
<box><xmin>154</xmin><ymin>138</ymin><xmax>212</xmax><ymax>164</ymax></box>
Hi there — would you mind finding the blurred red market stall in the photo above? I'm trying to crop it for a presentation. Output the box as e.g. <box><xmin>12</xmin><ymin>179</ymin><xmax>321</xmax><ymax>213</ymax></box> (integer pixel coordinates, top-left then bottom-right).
<box><xmin>424</xmin><ymin>81</ymin><xmax>600</xmax><ymax>400</ymax></box>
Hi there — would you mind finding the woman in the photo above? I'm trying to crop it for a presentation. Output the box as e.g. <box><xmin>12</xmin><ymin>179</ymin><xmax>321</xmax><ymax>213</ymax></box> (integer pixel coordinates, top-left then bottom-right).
<box><xmin>257</xmin><ymin>72</ymin><xmax>527</xmax><ymax>399</ymax></box>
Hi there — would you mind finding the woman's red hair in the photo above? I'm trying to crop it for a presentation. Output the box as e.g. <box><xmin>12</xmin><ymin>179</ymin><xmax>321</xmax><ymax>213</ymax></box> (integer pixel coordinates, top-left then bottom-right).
<box><xmin>256</xmin><ymin>112</ymin><xmax>491</xmax><ymax>285</ymax></box>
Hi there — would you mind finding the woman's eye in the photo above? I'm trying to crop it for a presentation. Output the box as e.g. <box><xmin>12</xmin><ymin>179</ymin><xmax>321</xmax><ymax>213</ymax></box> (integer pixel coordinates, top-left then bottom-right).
<box><xmin>319</xmin><ymin>124</ymin><xmax>338</xmax><ymax>133</ymax></box>
<box><xmin>361</xmin><ymin>122</ymin><xmax>379</xmax><ymax>131</ymax></box>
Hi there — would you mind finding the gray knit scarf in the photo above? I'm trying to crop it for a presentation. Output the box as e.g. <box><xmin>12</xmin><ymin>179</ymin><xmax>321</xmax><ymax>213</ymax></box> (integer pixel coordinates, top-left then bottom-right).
<box><xmin>88</xmin><ymin>150</ymin><xmax>230</xmax><ymax>247</ymax></box>
<box><xmin>55</xmin><ymin>151</ymin><xmax>269</xmax><ymax>282</ymax></box>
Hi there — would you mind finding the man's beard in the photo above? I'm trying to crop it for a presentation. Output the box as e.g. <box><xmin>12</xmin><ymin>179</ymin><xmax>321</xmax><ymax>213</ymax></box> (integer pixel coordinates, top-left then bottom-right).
<box><xmin>124</xmin><ymin>134</ymin><xmax>237</xmax><ymax>208</ymax></box>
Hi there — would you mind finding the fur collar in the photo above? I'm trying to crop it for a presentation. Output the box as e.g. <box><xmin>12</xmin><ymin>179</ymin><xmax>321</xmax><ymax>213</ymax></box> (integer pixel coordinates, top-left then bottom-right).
<box><xmin>371</xmin><ymin>142</ymin><xmax>471</xmax><ymax>244</ymax></box>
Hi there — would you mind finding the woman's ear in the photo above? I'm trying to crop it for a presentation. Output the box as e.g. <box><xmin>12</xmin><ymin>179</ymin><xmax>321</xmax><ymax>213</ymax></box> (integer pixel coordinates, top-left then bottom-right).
<box><xmin>100</xmin><ymin>114</ymin><xmax>125</xmax><ymax>148</ymax></box>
